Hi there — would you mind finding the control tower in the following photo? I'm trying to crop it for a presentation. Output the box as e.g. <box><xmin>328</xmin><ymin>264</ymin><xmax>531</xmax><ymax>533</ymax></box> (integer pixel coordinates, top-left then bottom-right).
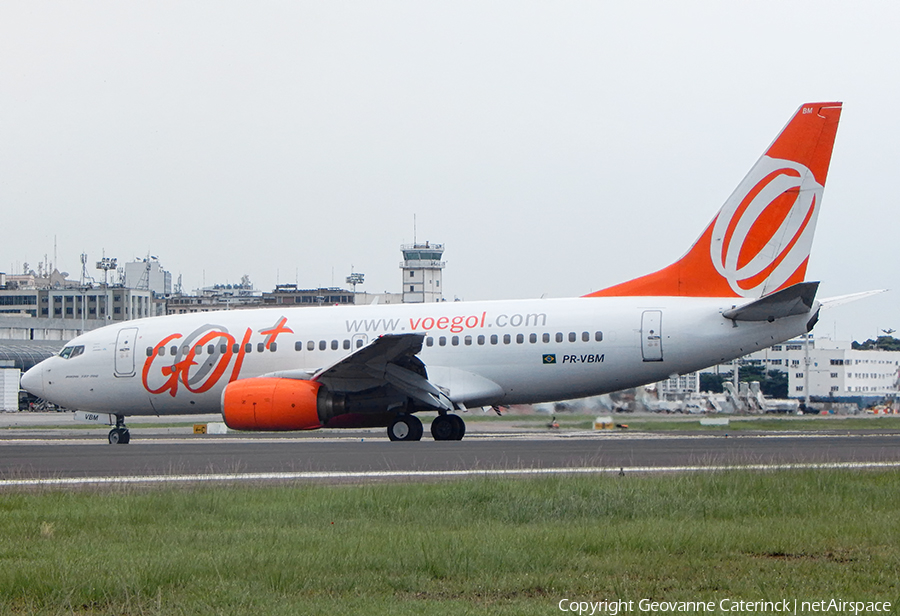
<box><xmin>400</xmin><ymin>242</ymin><xmax>444</xmax><ymax>303</ymax></box>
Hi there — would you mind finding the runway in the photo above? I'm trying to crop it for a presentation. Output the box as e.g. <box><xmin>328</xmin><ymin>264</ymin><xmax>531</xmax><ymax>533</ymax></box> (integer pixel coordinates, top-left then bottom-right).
<box><xmin>2</xmin><ymin>418</ymin><xmax>899</xmax><ymax>486</ymax></box>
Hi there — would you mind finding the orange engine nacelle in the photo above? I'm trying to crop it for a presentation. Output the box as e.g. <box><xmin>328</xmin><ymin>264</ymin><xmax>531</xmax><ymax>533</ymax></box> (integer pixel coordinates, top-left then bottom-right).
<box><xmin>222</xmin><ymin>378</ymin><xmax>324</xmax><ymax>431</ymax></box>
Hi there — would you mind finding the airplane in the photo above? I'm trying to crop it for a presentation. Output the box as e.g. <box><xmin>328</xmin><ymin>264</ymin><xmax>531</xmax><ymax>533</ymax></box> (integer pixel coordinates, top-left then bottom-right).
<box><xmin>21</xmin><ymin>101</ymin><xmax>843</xmax><ymax>444</ymax></box>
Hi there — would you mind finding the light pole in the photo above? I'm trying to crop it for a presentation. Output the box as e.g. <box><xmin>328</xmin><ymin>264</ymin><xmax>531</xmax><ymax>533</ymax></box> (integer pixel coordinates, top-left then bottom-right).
<box><xmin>346</xmin><ymin>271</ymin><xmax>365</xmax><ymax>294</ymax></box>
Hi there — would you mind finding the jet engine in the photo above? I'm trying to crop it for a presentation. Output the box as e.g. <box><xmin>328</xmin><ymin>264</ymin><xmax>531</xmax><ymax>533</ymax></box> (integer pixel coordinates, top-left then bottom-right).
<box><xmin>222</xmin><ymin>378</ymin><xmax>329</xmax><ymax>431</ymax></box>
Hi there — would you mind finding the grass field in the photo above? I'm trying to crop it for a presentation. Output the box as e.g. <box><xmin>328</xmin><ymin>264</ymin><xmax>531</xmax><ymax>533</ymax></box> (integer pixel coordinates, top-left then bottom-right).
<box><xmin>1</xmin><ymin>470</ymin><xmax>898</xmax><ymax>615</ymax></box>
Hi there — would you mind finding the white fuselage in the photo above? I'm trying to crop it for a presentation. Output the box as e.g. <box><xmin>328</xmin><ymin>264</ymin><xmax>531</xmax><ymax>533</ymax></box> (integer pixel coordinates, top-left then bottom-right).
<box><xmin>22</xmin><ymin>295</ymin><xmax>812</xmax><ymax>417</ymax></box>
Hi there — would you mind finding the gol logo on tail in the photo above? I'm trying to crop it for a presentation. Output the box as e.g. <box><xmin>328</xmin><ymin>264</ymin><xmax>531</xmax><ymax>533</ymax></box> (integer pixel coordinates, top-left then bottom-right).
<box><xmin>710</xmin><ymin>156</ymin><xmax>822</xmax><ymax>297</ymax></box>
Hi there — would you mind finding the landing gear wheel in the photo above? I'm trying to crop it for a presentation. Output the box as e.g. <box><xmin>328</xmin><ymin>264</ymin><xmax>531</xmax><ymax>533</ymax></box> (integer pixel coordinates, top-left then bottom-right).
<box><xmin>108</xmin><ymin>414</ymin><xmax>130</xmax><ymax>445</ymax></box>
<box><xmin>387</xmin><ymin>414</ymin><xmax>424</xmax><ymax>441</ymax></box>
<box><xmin>108</xmin><ymin>428</ymin><xmax>130</xmax><ymax>445</ymax></box>
<box><xmin>431</xmin><ymin>414</ymin><xmax>465</xmax><ymax>441</ymax></box>
<box><xmin>447</xmin><ymin>414</ymin><xmax>465</xmax><ymax>440</ymax></box>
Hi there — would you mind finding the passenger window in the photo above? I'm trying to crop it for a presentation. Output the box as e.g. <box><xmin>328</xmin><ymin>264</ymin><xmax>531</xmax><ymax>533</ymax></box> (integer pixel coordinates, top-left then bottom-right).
<box><xmin>595</xmin><ymin>331</ymin><xmax>603</xmax><ymax>342</ymax></box>
<box><xmin>270</xmin><ymin>342</ymin><xmax>277</xmax><ymax>352</ymax></box>
<box><xmin>343</xmin><ymin>339</ymin><xmax>350</xmax><ymax>350</ymax></box>
<box><xmin>452</xmin><ymin>336</ymin><xmax>459</xmax><ymax>346</ymax></box>
<box><xmin>556</xmin><ymin>333</ymin><xmax>563</xmax><ymax>343</ymax></box>
<box><xmin>491</xmin><ymin>335</ymin><xmax>498</xmax><ymax>345</ymax></box>
<box><xmin>195</xmin><ymin>346</ymin><xmax>203</xmax><ymax>355</ymax></box>
<box><xmin>426</xmin><ymin>337</ymin><xmax>434</xmax><ymax>347</ymax></box>
<box><xmin>295</xmin><ymin>341</ymin><xmax>303</xmax><ymax>351</ymax></box>
<box><xmin>464</xmin><ymin>336</ymin><xmax>472</xmax><ymax>346</ymax></box>
<box><xmin>582</xmin><ymin>332</ymin><xmax>590</xmax><ymax>342</ymax></box>
<box><xmin>147</xmin><ymin>347</ymin><xmax>154</xmax><ymax>357</ymax></box>
<box><xmin>245</xmin><ymin>343</ymin><xmax>253</xmax><ymax>353</ymax></box>
<box><xmin>319</xmin><ymin>340</ymin><xmax>327</xmax><ymax>351</ymax></box>
<box><xmin>308</xmin><ymin>341</ymin><xmax>315</xmax><ymax>351</ymax></box>
<box><xmin>157</xmin><ymin>347</ymin><xmax>165</xmax><ymax>357</ymax></box>
<box><xmin>529</xmin><ymin>333</ymin><xmax>537</xmax><ymax>343</ymax></box>
<box><xmin>439</xmin><ymin>336</ymin><xmax>447</xmax><ymax>347</ymax></box>
<box><xmin>232</xmin><ymin>344</ymin><xmax>240</xmax><ymax>354</ymax></box>
<box><xmin>208</xmin><ymin>344</ymin><xmax>216</xmax><ymax>354</ymax></box>
<box><xmin>503</xmin><ymin>334</ymin><xmax>511</xmax><ymax>344</ymax></box>
<box><xmin>355</xmin><ymin>338</ymin><xmax>364</xmax><ymax>348</ymax></box>
<box><xmin>331</xmin><ymin>340</ymin><xmax>338</xmax><ymax>350</ymax></box>
<box><xmin>568</xmin><ymin>332</ymin><xmax>576</xmax><ymax>343</ymax></box>
<box><xmin>543</xmin><ymin>333</ymin><xmax>550</xmax><ymax>343</ymax></box>
<box><xmin>477</xmin><ymin>335</ymin><xmax>485</xmax><ymax>345</ymax></box>
<box><xmin>219</xmin><ymin>344</ymin><xmax>227</xmax><ymax>354</ymax></box>
<box><xmin>170</xmin><ymin>345</ymin><xmax>178</xmax><ymax>356</ymax></box>
<box><xmin>516</xmin><ymin>334</ymin><xmax>524</xmax><ymax>344</ymax></box>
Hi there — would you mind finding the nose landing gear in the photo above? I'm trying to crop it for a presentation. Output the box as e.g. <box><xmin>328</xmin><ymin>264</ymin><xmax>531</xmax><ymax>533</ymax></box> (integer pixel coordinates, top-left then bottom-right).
<box><xmin>108</xmin><ymin>415</ymin><xmax>130</xmax><ymax>445</ymax></box>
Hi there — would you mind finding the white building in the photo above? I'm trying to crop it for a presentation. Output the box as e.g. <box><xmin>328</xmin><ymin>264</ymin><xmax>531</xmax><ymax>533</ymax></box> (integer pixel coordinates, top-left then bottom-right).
<box><xmin>123</xmin><ymin>258</ymin><xmax>172</xmax><ymax>296</ymax></box>
<box><xmin>658</xmin><ymin>372</ymin><xmax>700</xmax><ymax>396</ymax></box>
<box><xmin>709</xmin><ymin>336</ymin><xmax>900</xmax><ymax>403</ymax></box>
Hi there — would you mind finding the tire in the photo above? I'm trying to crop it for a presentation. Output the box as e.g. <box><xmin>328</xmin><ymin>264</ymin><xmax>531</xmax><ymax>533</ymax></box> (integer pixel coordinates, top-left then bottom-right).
<box><xmin>430</xmin><ymin>414</ymin><xmax>455</xmax><ymax>441</ymax></box>
<box><xmin>388</xmin><ymin>414</ymin><xmax>423</xmax><ymax>441</ymax></box>
<box><xmin>108</xmin><ymin>428</ymin><xmax>130</xmax><ymax>445</ymax></box>
<box><xmin>408</xmin><ymin>415</ymin><xmax>424</xmax><ymax>441</ymax></box>
<box><xmin>447</xmin><ymin>414</ymin><xmax>465</xmax><ymax>440</ymax></box>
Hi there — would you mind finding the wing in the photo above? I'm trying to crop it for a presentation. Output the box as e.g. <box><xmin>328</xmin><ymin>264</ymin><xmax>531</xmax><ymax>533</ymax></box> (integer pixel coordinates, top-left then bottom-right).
<box><xmin>312</xmin><ymin>334</ymin><xmax>453</xmax><ymax>411</ymax></box>
<box><xmin>260</xmin><ymin>333</ymin><xmax>507</xmax><ymax>411</ymax></box>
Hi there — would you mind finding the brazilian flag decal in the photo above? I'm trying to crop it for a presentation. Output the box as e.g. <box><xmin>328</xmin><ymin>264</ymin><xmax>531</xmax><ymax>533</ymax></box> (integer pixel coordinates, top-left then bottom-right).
<box><xmin>542</xmin><ymin>354</ymin><xmax>557</xmax><ymax>364</ymax></box>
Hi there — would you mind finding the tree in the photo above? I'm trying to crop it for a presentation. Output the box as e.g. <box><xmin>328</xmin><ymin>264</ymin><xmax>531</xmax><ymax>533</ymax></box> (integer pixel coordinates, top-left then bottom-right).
<box><xmin>852</xmin><ymin>336</ymin><xmax>900</xmax><ymax>351</ymax></box>
<box><xmin>700</xmin><ymin>373</ymin><xmax>724</xmax><ymax>393</ymax></box>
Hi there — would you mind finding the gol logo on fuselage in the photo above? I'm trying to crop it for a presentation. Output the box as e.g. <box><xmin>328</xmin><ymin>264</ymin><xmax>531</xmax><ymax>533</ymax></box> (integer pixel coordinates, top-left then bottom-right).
<box><xmin>141</xmin><ymin>316</ymin><xmax>293</xmax><ymax>397</ymax></box>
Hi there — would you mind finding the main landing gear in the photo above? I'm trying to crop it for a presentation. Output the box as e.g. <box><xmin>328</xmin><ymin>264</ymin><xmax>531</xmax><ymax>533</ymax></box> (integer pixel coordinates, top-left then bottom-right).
<box><xmin>386</xmin><ymin>412</ymin><xmax>466</xmax><ymax>442</ymax></box>
<box><xmin>387</xmin><ymin>413</ymin><xmax>424</xmax><ymax>442</ymax></box>
<box><xmin>108</xmin><ymin>414</ymin><xmax>130</xmax><ymax>445</ymax></box>
<box><xmin>431</xmin><ymin>413</ymin><xmax>465</xmax><ymax>441</ymax></box>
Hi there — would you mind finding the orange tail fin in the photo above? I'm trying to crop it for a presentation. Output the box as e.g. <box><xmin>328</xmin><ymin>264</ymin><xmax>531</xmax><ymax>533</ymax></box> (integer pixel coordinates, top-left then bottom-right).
<box><xmin>586</xmin><ymin>102</ymin><xmax>842</xmax><ymax>299</ymax></box>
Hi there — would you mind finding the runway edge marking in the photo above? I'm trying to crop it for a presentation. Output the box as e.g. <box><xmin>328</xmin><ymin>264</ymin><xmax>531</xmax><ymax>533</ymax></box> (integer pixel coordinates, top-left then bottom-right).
<box><xmin>3</xmin><ymin>461</ymin><xmax>900</xmax><ymax>488</ymax></box>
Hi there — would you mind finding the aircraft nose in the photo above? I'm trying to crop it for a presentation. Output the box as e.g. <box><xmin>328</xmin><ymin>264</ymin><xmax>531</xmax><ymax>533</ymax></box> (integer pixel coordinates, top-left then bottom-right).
<box><xmin>20</xmin><ymin>363</ymin><xmax>45</xmax><ymax>398</ymax></box>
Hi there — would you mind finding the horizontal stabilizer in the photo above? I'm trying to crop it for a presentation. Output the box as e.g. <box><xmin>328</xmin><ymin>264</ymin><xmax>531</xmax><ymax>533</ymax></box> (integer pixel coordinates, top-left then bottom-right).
<box><xmin>819</xmin><ymin>289</ymin><xmax>888</xmax><ymax>309</ymax></box>
<box><xmin>722</xmin><ymin>282</ymin><xmax>819</xmax><ymax>322</ymax></box>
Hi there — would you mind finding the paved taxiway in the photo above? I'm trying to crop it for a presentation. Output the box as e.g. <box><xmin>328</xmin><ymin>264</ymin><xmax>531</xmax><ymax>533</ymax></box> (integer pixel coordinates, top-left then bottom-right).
<box><xmin>2</xmin><ymin>413</ymin><xmax>899</xmax><ymax>484</ymax></box>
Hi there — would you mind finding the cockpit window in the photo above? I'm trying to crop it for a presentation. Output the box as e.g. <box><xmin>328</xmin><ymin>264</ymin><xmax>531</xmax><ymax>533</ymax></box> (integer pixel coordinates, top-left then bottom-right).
<box><xmin>59</xmin><ymin>345</ymin><xmax>85</xmax><ymax>359</ymax></box>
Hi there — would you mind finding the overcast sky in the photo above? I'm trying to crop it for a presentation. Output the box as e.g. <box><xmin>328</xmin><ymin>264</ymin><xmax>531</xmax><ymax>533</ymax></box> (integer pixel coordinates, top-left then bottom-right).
<box><xmin>1</xmin><ymin>2</ymin><xmax>897</xmax><ymax>342</ymax></box>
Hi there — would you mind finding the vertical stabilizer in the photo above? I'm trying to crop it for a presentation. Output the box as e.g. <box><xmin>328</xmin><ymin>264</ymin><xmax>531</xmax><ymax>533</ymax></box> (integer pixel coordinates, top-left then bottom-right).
<box><xmin>586</xmin><ymin>102</ymin><xmax>842</xmax><ymax>299</ymax></box>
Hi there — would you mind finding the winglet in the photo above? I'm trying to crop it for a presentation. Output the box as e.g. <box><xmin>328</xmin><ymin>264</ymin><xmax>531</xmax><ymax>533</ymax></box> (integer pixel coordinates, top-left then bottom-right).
<box><xmin>586</xmin><ymin>102</ymin><xmax>842</xmax><ymax>299</ymax></box>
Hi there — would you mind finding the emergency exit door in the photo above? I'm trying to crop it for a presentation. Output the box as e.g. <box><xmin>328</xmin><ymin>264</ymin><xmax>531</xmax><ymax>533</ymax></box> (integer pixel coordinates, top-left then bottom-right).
<box><xmin>641</xmin><ymin>310</ymin><xmax>663</xmax><ymax>362</ymax></box>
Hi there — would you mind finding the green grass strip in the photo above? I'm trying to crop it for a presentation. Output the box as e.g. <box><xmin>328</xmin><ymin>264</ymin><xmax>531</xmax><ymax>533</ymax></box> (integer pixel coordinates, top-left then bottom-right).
<box><xmin>1</xmin><ymin>470</ymin><xmax>898</xmax><ymax>615</ymax></box>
